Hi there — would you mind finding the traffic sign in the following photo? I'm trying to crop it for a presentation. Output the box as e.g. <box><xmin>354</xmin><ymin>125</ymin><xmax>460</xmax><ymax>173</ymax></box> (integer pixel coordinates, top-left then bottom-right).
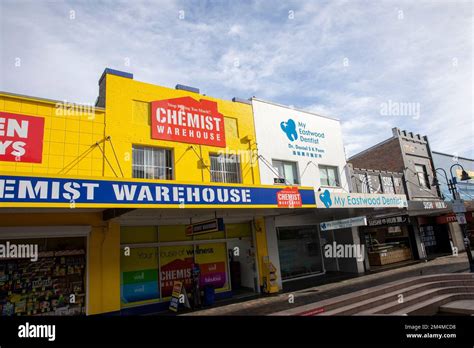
<box><xmin>453</xmin><ymin>200</ymin><xmax>466</xmax><ymax>213</ymax></box>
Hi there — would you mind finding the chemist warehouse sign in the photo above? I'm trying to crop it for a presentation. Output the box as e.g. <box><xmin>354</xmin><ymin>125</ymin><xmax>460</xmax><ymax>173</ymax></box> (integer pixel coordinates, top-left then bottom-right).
<box><xmin>0</xmin><ymin>175</ymin><xmax>316</xmax><ymax>208</ymax></box>
<box><xmin>151</xmin><ymin>97</ymin><xmax>226</xmax><ymax>147</ymax></box>
<box><xmin>0</xmin><ymin>112</ymin><xmax>45</xmax><ymax>163</ymax></box>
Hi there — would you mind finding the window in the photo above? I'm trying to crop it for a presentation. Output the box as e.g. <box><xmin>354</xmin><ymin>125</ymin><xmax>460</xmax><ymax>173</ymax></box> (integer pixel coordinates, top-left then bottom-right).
<box><xmin>132</xmin><ymin>145</ymin><xmax>173</xmax><ymax>180</ymax></box>
<box><xmin>272</xmin><ymin>160</ymin><xmax>300</xmax><ymax>185</ymax></box>
<box><xmin>210</xmin><ymin>154</ymin><xmax>241</xmax><ymax>183</ymax></box>
<box><xmin>277</xmin><ymin>226</ymin><xmax>323</xmax><ymax>280</ymax></box>
<box><xmin>415</xmin><ymin>164</ymin><xmax>430</xmax><ymax>189</ymax></box>
<box><xmin>319</xmin><ymin>165</ymin><xmax>340</xmax><ymax>187</ymax></box>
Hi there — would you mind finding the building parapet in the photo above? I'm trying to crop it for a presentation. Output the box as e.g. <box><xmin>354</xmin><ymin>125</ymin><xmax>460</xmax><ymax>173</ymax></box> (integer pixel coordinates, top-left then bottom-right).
<box><xmin>349</xmin><ymin>166</ymin><xmax>406</xmax><ymax>195</ymax></box>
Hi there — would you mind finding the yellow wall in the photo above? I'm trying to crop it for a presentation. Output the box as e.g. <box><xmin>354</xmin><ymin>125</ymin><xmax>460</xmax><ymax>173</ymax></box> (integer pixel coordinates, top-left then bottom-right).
<box><xmin>1</xmin><ymin>74</ymin><xmax>261</xmax><ymax>184</ymax></box>
<box><xmin>0</xmin><ymin>93</ymin><xmax>106</xmax><ymax>177</ymax></box>
<box><xmin>103</xmin><ymin>74</ymin><xmax>260</xmax><ymax>184</ymax></box>
<box><xmin>0</xmin><ymin>71</ymin><xmax>271</xmax><ymax>314</ymax></box>
<box><xmin>254</xmin><ymin>217</ymin><xmax>269</xmax><ymax>287</ymax></box>
<box><xmin>89</xmin><ymin>220</ymin><xmax>121</xmax><ymax>314</ymax></box>
<box><xmin>0</xmin><ymin>213</ymin><xmax>121</xmax><ymax>315</ymax></box>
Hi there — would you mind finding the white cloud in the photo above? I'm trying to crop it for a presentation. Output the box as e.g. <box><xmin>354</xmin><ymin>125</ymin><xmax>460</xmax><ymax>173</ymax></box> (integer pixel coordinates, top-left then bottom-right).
<box><xmin>0</xmin><ymin>0</ymin><xmax>472</xmax><ymax>158</ymax></box>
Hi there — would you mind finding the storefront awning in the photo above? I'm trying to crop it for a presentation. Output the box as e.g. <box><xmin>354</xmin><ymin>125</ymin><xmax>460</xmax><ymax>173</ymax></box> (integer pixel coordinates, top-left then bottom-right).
<box><xmin>0</xmin><ymin>173</ymin><xmax>316</xmax><ymax>209</ymax></box>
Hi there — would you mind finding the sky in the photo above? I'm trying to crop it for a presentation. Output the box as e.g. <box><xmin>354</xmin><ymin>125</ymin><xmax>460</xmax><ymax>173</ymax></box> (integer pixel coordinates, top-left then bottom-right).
<box><xmin>1</xmin><ymin>0</ymin><xmax>473</xmax><ymax>158</ymax></box>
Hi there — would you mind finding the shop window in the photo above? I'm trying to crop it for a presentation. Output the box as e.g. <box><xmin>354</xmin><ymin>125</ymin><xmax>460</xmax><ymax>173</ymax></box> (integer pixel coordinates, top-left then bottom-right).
<box><xmin>132</xmin><ymin>145</ymin><xmax>173</xmax><ymax>180</ymax></box>
<box><xmin>277</xmin><ymin>226</ymin><xmax>323</xmax><ymax>280</ymax></box>
<box><xmin>121</xmin><ymin>247</ymin><xmax>159</xmax><ymax>306</ymax></box>
<box><xmin>0</xmin><ymin>237</ymin><xmax>86</xmax><ymax>316</ymax></box>
<box><xmin>159</xmin><ymin>245</ymin><xmax>194</xmax><ymax>298</ymax></box>
<box><xmin>415</xmin><ymin>164</ymin><xmax>430</xmax><ymax>189</ymax></box>
<box><xmin>363</xmin><ymin>227</ymin><xmax>412</xmax><ymax>266</ymax></box>
<box><xmin>159</xmin><ymin>242</ymin><xmax>229</xmax><ymax>299</ymax></box>
<box><xmin>272</xmin><ymin>160</ymin><xmax>300</xmax><ymax>185</ymax></box>
<box><xmin>210</xmin><ymin>153</ymin><xmax>241</xmax><ymax>183</ymax></box>
<box><xmin>319</xmin><ymin>165</ymin><xmax>340</xmax><ymax>187</ymax></box>
<box><xmin>194</xmin><ymin>243</ymin><xmax>229</xmax><ymax>292</ymax></box>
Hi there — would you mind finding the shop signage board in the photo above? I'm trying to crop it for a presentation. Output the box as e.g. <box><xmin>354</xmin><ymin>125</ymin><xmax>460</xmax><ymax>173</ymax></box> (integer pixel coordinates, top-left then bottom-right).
<box><xmin>252</xmin><ymin>98</ymin><xmax>348</xmax><ymax>191</ymax></box>
<box><xmin>408</xmin><ymin>200</ymin><xmax>448</xmax><ymax>210</ymax></box>
<box><xmin>320</xmin><ymin>216</ymin><xmax>367</xmax><ymax>231</ymax></box>
<box><xmin>277</xmin><ymin>187</ymin><xmax>302</xmax><ymax>208</ymax></box>
<box><xmin>169</xmin><ymin>281</ymin><xmax>190</xmax><ymax>312</ymax></box>
<box><xmin>316</xmin><ymin>189</ymin><xmax>408</xmax><ymax>209</ymax></box>
<box><xmin>151</xmin><ymin>97</ymin><xmax>226</xmax><ymax>147</ymax></box>
<box><xmin>367</xmin><ymin>215</ymin><xmax>409</xmax><ymax>227</ymax></box>
<box><xmin>436</xmin><ymin>214</ymin><xmax>458</xmax><ymax>224</ymax></box>
<box><xmin>0</xmin><ymin>174</ymin><xmax>317</xmax><ymax>208</ymax></box>
<box><xmin>185</xmin><ymin>218</ymin><xmax>224</xmax><ymax>236</ymax></box>
<box><xmin>0</xmin><ymin>112</ymin><xmax>45</xmax><ymax>163</ymax></box>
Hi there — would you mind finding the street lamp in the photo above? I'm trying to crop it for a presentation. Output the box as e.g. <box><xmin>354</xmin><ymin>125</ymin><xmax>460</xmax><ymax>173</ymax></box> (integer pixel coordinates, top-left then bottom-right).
<box><xmin>450</xmin><ymin>163</ymin><xmax>472</xmax><ymax>192</ymax></box>
<box><xmin>433</xmin><ymin>164</ymin><xmax>474</xmax><ymax>272</ymax></box>
<box><xmin>433</xmin><ymin>168</ymin><xmax>455</xmax><ymax>196</ymax></box>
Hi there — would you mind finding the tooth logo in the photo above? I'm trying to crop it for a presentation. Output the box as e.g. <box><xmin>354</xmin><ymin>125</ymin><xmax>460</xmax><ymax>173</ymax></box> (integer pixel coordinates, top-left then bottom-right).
<box><xmin>319</xmin><ymin>189</ymin><xmax>332</xmax><ymax>208</ymax></box>
<box><xmin>280</xmin><ymin>119</ymin><xmax>298</xmax><ymax>141</ymax></box>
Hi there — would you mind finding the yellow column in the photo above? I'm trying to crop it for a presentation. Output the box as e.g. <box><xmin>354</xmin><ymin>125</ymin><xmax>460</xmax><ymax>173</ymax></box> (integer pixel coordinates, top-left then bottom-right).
<box><xmin>88</xmin><ymin>220</ymin><xmax>121</xmax><ymax>315</ymax></box>
<box><xmin>254</xmin><ymin>217</ymin><xmax>269</xmax><ymax>289</ymax></box>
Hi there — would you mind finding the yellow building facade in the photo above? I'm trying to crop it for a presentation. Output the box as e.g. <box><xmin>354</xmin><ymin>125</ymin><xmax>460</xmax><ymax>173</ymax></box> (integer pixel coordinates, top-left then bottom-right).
<box><xmin>0</xmin><ymin>69</ymin><xmax>316</xmax><ymax>315</ymax></box>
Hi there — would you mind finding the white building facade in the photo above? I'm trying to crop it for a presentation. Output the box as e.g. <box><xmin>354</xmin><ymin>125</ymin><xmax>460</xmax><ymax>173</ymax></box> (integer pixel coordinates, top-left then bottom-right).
<box><xmin>252</xmin><ymin>98</ymin><xmax>360</xmax><ymax>288</ymax></box>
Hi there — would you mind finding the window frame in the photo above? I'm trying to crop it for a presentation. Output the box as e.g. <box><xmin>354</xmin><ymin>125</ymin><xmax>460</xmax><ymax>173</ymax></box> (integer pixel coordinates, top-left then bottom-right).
<box><xmin>318</xmin><ymin>165</ymin><xmax>341</xmax><ymax>188</ymax></box>
<box><xmin>209</xmin><ymin>153</ymin><xmax>242</xmax><ymax>184</ymax></box>
<box><xmin>414</xmin><ymin>164</ymin><xmax>430</xmax><ymax>189</ymax></box>
<box><xmin>271</xmin><ymin>159</ymin><xmax>300</xmax><ymax>185</ymax></box>
<box><xmin>131</xmin><ymin>145</ymin><xmax>174</xmax><ymax>180</ymax></box>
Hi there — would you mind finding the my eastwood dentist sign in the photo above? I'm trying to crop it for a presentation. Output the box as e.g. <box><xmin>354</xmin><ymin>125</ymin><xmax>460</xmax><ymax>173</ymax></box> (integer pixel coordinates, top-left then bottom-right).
<box><xmin>151</xmin><ymin>97</ymin><xmax>226</xmax><ymax>147</ymax></box>
<box><xmin>317</xmin><ymin>189</ymin><xmax>408</xmax><ymax>209</ymax></box>
<box><xmin>0</xmin><ymin>175</ymin><xmax>316</xmax><ymax>208</ymax></box>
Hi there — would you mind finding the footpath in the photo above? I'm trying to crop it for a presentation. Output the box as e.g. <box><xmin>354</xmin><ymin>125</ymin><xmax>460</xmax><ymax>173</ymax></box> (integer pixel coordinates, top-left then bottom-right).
<box><xmin>182</xmin><ymin>254</ymin><xmax>470</xmax><ymax>316</ymax></box>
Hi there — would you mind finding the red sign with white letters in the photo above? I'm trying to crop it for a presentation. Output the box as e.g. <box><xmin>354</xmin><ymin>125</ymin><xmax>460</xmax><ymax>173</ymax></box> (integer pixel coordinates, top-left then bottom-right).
<box><xmin>151</xmin><ymin>97</ymin><xmax>226</xmax><ymax>147</ymax></box>
<box><xmin>0</xmin><ymin>112</ymin><xmax>45</xmax><ymax>163</ymax></box>
<box><xmin>277</xmin><ymin>187</ymin><xmax>302</xmax><ymax>208</ymax></box>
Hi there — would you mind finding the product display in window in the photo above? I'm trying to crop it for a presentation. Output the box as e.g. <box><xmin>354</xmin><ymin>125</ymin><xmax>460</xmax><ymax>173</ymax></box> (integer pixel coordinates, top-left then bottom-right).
<box><xmin>0</xmin><ymin>249</ymin><xmax>86</xmax><ymax>316</ymax></box>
